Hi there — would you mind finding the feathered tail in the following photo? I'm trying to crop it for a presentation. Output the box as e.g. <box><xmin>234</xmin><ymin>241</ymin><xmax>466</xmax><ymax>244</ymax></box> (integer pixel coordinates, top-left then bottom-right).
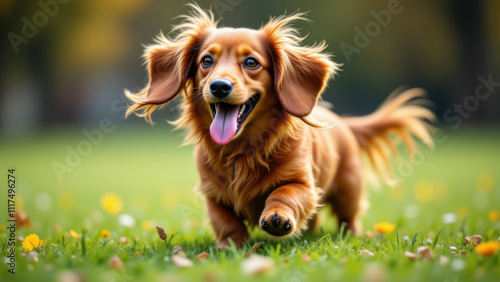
<box><xmin>344</xmin><ymin>88</ymin><xmax>436</xmax><ymax>185</ymax></box>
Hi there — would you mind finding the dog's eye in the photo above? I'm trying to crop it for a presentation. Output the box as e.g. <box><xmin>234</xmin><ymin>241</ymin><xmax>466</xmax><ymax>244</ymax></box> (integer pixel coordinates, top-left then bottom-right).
<box><xmin>201</xmin><ymin>56</ymin><xmax>214</xmax><ymax>68</ymax></box>
<box><xmin>243</xmin><ymin>57</ymin><xmax>259</xmax><ymax>69</ymax></box>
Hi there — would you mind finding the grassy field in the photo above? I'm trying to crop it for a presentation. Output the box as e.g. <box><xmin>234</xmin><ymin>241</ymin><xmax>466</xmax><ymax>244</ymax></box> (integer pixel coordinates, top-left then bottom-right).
<box><xmin>1</xmin><ymin>125</ymin><xmax>499</xmax><ymax>281</ymax></box>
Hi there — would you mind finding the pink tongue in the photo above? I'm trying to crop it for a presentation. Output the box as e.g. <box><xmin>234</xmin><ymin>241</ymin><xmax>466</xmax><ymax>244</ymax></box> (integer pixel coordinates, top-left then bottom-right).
<box><xmin>210</xmin><ymin>103</ymin><xmax>239</xmax><ymax>145</ymax></box>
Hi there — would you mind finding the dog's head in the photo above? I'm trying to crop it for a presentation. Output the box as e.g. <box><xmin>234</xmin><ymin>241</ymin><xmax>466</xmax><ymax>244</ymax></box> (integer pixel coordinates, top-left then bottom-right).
<box><xmin>126</xmin><ymin>4</ymin><xmax>339</xmax><ymax>145</ymax></box>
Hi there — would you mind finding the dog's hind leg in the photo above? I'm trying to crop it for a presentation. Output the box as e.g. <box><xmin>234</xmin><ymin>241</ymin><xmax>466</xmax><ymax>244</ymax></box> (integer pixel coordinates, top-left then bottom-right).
<box><xmin>327</xmin><ymin>157</ymin><xmax>364</xmax><ymax>236</ymax></box>
<box><xmin>206</xmin><ymin>198</ymin><xmax>249</xmax><ymax>249</ymax></box>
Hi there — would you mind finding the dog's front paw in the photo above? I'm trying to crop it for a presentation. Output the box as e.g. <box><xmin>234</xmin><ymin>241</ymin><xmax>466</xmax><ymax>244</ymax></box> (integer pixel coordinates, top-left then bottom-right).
<box><xmin>260</xmin><ymin>212</ymin><xmax>295</xmax><ymax>236</ymax></box>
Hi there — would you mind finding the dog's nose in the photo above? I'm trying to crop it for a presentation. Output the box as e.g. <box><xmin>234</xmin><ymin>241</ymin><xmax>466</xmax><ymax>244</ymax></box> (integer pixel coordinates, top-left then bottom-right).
<box><xmin>210</xmin><ymin>79</ymin><xmax>233</xmax><ymax>98</ymax></box>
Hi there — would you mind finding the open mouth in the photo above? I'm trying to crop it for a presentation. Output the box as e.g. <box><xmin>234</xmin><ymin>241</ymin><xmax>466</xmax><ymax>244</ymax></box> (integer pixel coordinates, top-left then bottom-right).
<box><xmin>209</xmin><ymin>94</ymin><xmax>260</xmax><ymax>145</ymax></box>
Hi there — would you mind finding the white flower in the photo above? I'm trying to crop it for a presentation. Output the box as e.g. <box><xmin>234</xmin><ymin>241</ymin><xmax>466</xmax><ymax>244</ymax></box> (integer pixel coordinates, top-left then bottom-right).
<box><xmin>118</xmin><ymin>214</ymin><xmax>136</xmax><ymax>228</ymax></box>
<box><xmin>442</xmin><ymin>213</ymin><xmax>457</xmax><ymax>224</ymax></box>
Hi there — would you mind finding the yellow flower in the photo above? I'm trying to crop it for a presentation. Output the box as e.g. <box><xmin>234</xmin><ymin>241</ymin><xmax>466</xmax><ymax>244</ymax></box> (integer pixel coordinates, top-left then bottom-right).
<box><xmin>476</xmin><ymin>172</ymin><xmax>495</xmax><ymax>193</ymax></box>
<box><xmin>413</xmin><ymin>180</ymin><xmax>435</xmax><ymax>203</ymax></box>
<box><xmin>458</xmin><ymin>206</ymin><xmax>469</xmax><ymax>218</ymax></box>
<box><xmin>101</xmin><ymin>229</ymin><xmax>111</xmax><ymax>238</ymax></box>
<box><xmin>57</xmin><ymin>192</ymin><xmax>74</xmax><ymax>211</ymax></box>
<box><xmin>22</xmin><ymin>234</ymin><xmax>46</xmax><ymax>252</ymax></box>
<box><xmin>489</xmin><ymin>210</ymin><xmax>499</xmax><ymax>222</ymax></box>
<box><xmin>141</xmin><ymin>220</ymin><xmax>154</xmax><ymax>231</ymax></box>
<box><xmin>69</xmin><ymin>229</ymin><xmax>80</xmax><ymax>239</ymax></box>
<box><xmin>374</xmin><ymin>222</ymin><xmax>396</xmax><ymax>234</ymax></box>
<box><xmin>101</xmin><ymin>193</ymin><xmax>123</xmax><ymax>214</ymax></box>
<box><xmin>475</xmin><ymin>241</ymin><xmax>500</xmax><ymax>257</ymax></box>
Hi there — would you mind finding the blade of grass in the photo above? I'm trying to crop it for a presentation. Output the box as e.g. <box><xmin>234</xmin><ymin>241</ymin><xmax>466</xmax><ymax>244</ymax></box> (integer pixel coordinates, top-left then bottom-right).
<box><xmin>396</xmin><ymin>228</ymin><xmax>401</xmax><ymax>251</ymax></box>
<box><xmin>81</xmin><ymin>230</ymin><xmax>86</xmax><ymax>255</ymax></box>
<box><xmin>410</xmin><ymin>231</ymin><xmax>419</xmax><ymax>252</ymax></box>
<box><xmin>432</xmin><ymin>230</ymin><xmax>442</xmax><ymax>249</ymax></box>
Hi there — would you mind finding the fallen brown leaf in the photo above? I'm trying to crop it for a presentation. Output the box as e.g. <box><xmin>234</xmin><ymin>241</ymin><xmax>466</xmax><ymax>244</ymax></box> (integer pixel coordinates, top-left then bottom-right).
<box><xmin>465</xmin><ymin>235</ymin><xmax>482</xmax><ymax>247</ymax></box>
<box><xmin>172</xmin><ymin>245</ymin><xmax>183</xmax><ymax>254</ymax></box>
<box><xmin>109</xmin><ymin>256</ymin><xmax>124</xmax><ymax>270</ymax></box>
<box><xmin>360</xmin><ymin>250</ymin><xmax>375</xmax><ymax>258</ymax></box>
<box><xmin>172</xmin><ymin>255</ymin><xmax>193</xmax><ymax>268</ymax></box>
<box><xmin>404</xmin><ymin>251</ymin><xmax>420</xmax><ymax>261</ymax></box>
<box><xmin>252</xmin><ymin>242</ymin><xmax>262</xmax><ymax>252</ymax></box>
<box><xmin>196</xmin><ymin>252</ymin><xmax>209</xmax><ymax>260</ymax></box>
<box><xmin>156</xmin><ymin>226</ymin><xmax>167</xmax><ymax>240</ymax></box>
<box><xmin>301</xmin><ymin>253</ymin><xmax>311</xmax><ymax>262</ymax></box>
<box><xmin>15</xmin><ymin>211</ymin><xmax>30</xmax><ymax>228</ymax></box>
<box><xmin>417</xmin><ymin>246</ymin><xmax>435</xmax><ymax>261</ymax></box>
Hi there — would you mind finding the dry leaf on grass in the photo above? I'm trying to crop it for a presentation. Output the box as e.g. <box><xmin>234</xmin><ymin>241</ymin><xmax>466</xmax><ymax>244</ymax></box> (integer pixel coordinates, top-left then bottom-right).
<box><xmin>109</xmin><ymin>256</ymin><xmax>124</xmax><ymax>270</ymax></box>
<box><xmin>404</xmin><ymin>251</ymin><xmax>420</xmax><ymax>260</ymax></box>
<box><xmin>464</xmin><ymin>235</ymin><xmax>482</xmax><ymax>247</ymax></box>
<box><xmin>241</xmin><ymin>255</ymin><xmax>274</xmax><ymax>275</ymax></box>
<box><xmin>417</xmin><ymin>246</ymin><xmax>435</xmax><ymax>261</ymax></box>
<box><xmin>156</xmin><ymin>226</ymin><xmax>167</xmax><ymax>240</ymax></box>
<box><xmin>360</xmin><ymin>250</ymin><xmax>375</xmax><ymax>258</ymax></box>
<box><xmin>196</xmin><ymin>252</ymin><xmax>209</xmax><ymax>260</ymax></box>
<box><xmin>172</xmin><ymin>255</ymin><xmax>193</xmax><ymax>268</ymax></box>
<box><xmin>15</xmin><ymin>211</ymin><xmax>31</xmax><ymax>228</ymax></box>
<box><xmin>301</xmin><ymin>254</ymin><xmax>311</xmax><ymax>262</ymax></box>
<box><xmin>252</xmin><ymin>242</ymin><xmax>262</xmax><ymax>252</ymax></box>
<box><xmin>172</xmin><ymin>245</ymin><xmax>183</xmax><ymax>254</ymax></box>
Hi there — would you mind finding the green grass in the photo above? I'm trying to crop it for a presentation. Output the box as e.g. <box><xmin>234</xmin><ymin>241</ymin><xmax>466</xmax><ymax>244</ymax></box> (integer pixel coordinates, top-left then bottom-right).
<box><xmin>1</xmin><ymin>125</ymin><xmax>499</xmax><ymax>281</ymax></box>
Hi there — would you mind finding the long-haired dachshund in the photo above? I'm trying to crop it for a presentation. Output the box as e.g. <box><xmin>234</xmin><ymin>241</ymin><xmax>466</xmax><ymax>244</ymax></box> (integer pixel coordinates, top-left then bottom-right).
<box><xmin>125</xmin><ymin>4</ymin><xmax>434</xmax><ymax>248</ymax></box>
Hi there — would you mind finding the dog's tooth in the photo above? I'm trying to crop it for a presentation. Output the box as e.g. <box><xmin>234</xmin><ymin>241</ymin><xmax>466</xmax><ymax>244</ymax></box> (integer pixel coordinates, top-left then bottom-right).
<box><xmin>239</xmin><ymin>104</ymin><xmax>245</xmax><ymax>116</ymax></box>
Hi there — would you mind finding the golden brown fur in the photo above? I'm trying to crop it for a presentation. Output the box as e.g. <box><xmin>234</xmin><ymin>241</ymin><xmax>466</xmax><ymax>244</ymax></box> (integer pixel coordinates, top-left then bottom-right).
<box><xmin>125</xmin><ymin>4</ymin><xmax>435</xmax><ymax>248</ymax></box>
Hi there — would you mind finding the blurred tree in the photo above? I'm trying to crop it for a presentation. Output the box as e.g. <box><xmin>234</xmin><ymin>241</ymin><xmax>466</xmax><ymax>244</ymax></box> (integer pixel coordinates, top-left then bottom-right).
<box><xmin>450</xmin><ymin>0</ymin><xmax>495</xmax><ymax>122</ymax></box>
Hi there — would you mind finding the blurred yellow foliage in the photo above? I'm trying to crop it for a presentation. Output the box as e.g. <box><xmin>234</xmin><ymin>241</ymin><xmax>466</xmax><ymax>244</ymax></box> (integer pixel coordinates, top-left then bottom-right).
<box><xmin>101</xmin><ymin>193</ymin><xmax>123</xmax><ymax>214</ymax></box>
<box><xmin>414</xmin><ymin>180</ymin><xmax>435</xmax><ymax>203</ymax></box>
<box><xmin>476</xmin><ymin>172</ymin><xmax>495</xmax><ymax>193</ymax></box>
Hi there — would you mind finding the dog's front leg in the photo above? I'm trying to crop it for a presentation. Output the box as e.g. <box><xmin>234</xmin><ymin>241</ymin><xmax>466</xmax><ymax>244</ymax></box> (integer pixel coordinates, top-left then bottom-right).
<box><xmin>206</xmin><ymin>198</ymin><xmax>249</xmax><ymax>249</ymax></box>
<box><xmin>259</xmin><ymin>183</ymin><xmax>319</xmax><ymax>236</ymax></box>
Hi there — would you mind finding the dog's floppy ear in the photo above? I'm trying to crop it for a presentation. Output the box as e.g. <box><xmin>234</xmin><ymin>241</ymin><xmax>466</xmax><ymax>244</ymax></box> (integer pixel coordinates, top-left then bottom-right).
<box><xmin>144</xmin><ymin>42</ymin><xmax>187</xmax><ymax>105</ymax></box>
<box><xmin>262</xmin><ymin>13</ymin><xmax>340</xmax><ymax>117</ymax></box>
<box><xmin>125</xmin><ymin>4</ymin><xmax>217</xmax><ymax>123</ymax></box>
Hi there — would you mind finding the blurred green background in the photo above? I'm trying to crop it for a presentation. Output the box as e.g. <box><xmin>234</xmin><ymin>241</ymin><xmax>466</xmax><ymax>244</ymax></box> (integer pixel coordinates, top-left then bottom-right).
<box><xmin>1</xmin><ymin>0</ymin><xmax>499</xmax><ymax>243</ymax></box>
